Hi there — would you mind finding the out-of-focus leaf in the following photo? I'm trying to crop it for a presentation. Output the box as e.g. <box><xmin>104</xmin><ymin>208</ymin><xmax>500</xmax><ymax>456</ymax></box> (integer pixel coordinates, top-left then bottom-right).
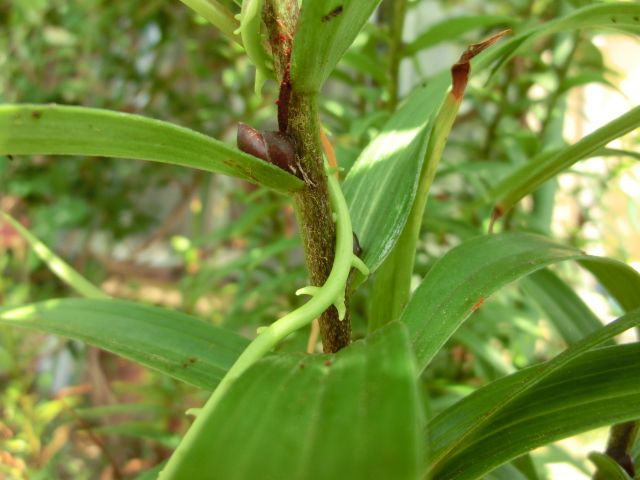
<box><xmin>579</xmin><ymin>257</ymin><xmax>640</xmax><ymax>312</ymax></box>
<box><xmin>588</xmin><ymin>452</ymin><xmax>634</xmax><ymax>480</ymax></box>
<box><xmin>400</xmin><ymin>233</ymin><xmax>589</xmax><ymax>372</ymax></box>
<box><xmin>0</xmin><ymin>299</ymin><xmax>249</xmax><ymax>390</ymax></box>
<box><xmin>93</xmin><ymin>423</ymin><xmax>181</xmax><ymax>449</ymax></box>
<box><xmin>474</xmin><ymin>3</ymin><xmax>640</xmax><ymax>75</ymax></box>
<box><xmin>177</xmin><ymin>0</ymin><xmax>239</xmax><ymax>41</ymax></box>
<box><xmin>159</xmin><ymin>323</ymin><xmax>421</xmax><ymax>480</ymax></box>
<box><xmin>559</xmin><ymin>72</ymin><xmax>619</xmax><ymax>95</ymax></box>
<box><xmin>487</xmin><ymin>105</ymin><xmax>640</xmax><ymax>217</ymax></box>
<box><xmin>291</xmin><ymin>0</ymin><xmax>381</xmax><ymax>93</ymax></box>
<box><xmin>403</xmin><ymin>14</ymin><xmax>514</xmax><ymax>57</ymax></box>
<box><xmin>522</xmin><ymin>268</ymin><xmax>603</xmax><ymax>345</ymax></box>
<box><xmin>344</xmin><ymin>72</ymin><xmax>450</xmax><ymax>273</ymax></box>
<box><xmin>428</xmin><ymin>342</ymin><xmax>640</xmax><ymax>479</ymax></box>
<box><xmin>0</xmin><ymin>211</ymin><xmax>107</xmax><ymax>299</ymax></box>
<box><xmin>0</xmin><ymin>104</ymin><xmax>304</xmax><ymax>193</ymax></box>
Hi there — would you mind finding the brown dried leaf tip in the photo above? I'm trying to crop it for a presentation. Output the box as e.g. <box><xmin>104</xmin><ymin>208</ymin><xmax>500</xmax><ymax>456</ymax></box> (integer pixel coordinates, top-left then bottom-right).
<box><xmin>451</xmin><ymin>29</ymin><xmax>511</xmax><ymax>100</ymax></box>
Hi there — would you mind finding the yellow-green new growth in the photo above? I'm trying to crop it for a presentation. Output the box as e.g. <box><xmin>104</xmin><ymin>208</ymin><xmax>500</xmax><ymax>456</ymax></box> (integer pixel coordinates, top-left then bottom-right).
<box><xmin>160</xmin><ymin>170</ymin><xmax>369</xmax><ymax>479</ymax></box>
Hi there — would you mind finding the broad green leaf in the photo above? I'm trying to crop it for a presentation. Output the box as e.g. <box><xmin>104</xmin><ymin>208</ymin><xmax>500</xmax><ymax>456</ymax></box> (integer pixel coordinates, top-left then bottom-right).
<box><xmin>0</xmin><ymin>104</ymin><xmax>304</xmax><ymax>193</ymax></box>
<box><xmin>0</xmin><ymin>299</ymin><xmax>249</xmax><ymax>390</ymax></box>
<box><xmin>400</xmin><ymin>233</ymin><xmax>589</xmax><ymax>373</ymax></box>
<box><xmin>487</xmin><ymin>105</ymin><xmax>640</xmax><ymax>216</ymax></box>
<box><xmin>588</xmin><ymin>452</ymin><xmax>634</xmax><ymax>480</ymax></box>
<box><xmin>403</xmin><ymin>14</ymin><xmax>514</xmax><ymax>57</ymax></box>
<box><xmin>0</xmin><ymin>211</ymin><xmax>107</xmax><ymax>299</ymax></box>
<box><xmin>159</xmin><ymin>323</ymin><xmax>421</xmax><ymax>480</ymax></box>
<box><xmin>522</xmin><ymin>268</ymin><xmax>603</xmax><ymax>345</ymax></box>
<box><xmin>474</xmin><ymin>3</ymin><xmax>640</xmax><ymax>75</ymax></box>
<box><xmin>291</xmin><ymin>0</ymin><xmax>381</xmax><ymax>93</ymax></box>
<box><xmin>344</xmin><ymin>72</ymin><xmax>450</xmax><ymax>273</ymax></box>
<box><xmin>429</xmin><ymin>342</ymin><xmax>640</xmax><ymax>480</ymax></box>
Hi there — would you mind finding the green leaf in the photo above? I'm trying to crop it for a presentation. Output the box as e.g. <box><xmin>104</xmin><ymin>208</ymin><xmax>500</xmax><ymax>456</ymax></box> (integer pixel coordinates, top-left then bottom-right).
<box><xmin>0</xmin><ymin>104</ymin><xmax>304</xmax><ymax>193</ymax></box>
<box><xmin>93</xmin><ymin>423</ymin><xmax>181</xmax><ymax>449</ymax></box>
<box><xmin>159</xmin><ymin>323</ymin><xmax>421</xmax><ymax>480</ymax></box>
<box><xmin>0</xmin><ymin>211</ymin><xmax>107</xmax><ymax>299</ymax></box>
<box><xmin>177</xmin><ymin>0</ymin><xmax>240</xmax><ymax>42</ymax></box>
<box><xmin>522</xmin><ymin>268</ymin><xmax>604</xmax><ymax>345</ymax></box>
<box><xmin>579</xmin><ymin>257</ymin><xmax>640</xmax><ymax>312</ymax></box>
<box><xmin>344</xmin><ymin>72</ymin><xmax>450</xmax><ymax>273</ymax></box>
<box><xmin>403</xmin><ymin>14</ymin><xmax>514</xmax><ymax>57</ymax></box>
<box><xmin>291</xmin><ymin>0</ymin><xmax>381</xmax><ymax>93</ymax></box>
<box><xmin>588</xmin><ymin>452</ymin><xmax>634</xmax><ymax>480</ymax></box>
<box><xmin>487</xmin><ymin>105</ymin><xmax>640</xmax><ymax>216</ymax></box>
<box><xmin>0</xmin><ymin>299</ymin><xmax>248</xmax><ymax>390</ymax></box>
<box><xmin>474</xmin><ymin>3</ymin><xmax>640</xmax><ymax>75</ymax></box>
<box><xmin>368</xmin><ymin>29</ymin><xmax>510</xmax><ymax>329</ymax></box>
<box><xmin>429</xmin><ymin>342</ymin><xmax>640</xmax><ymax>480</ymax></box>
<box><xmin>400</xmin><ymin>233</ymin><xmax>589</xmax><ymax>373</ymax></box>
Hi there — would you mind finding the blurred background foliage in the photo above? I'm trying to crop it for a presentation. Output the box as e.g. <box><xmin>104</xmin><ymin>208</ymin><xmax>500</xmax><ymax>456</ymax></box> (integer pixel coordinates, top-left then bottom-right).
<box><xmin>1</xmin><ymin>0</ymin><xmax>638</xmax><ymax>478</ymax></box>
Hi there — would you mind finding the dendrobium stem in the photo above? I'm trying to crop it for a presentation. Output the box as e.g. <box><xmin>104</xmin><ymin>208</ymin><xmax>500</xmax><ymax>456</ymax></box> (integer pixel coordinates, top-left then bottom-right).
<box><xmin>159</xmin><ymin>170</ymin><xmax>368</xmax><ymax>479</ymax></box>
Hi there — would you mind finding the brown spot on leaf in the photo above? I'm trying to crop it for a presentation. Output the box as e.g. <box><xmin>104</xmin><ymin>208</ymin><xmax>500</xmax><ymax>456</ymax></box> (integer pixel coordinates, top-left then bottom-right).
<box><xmin>324</xmin><ymin>360</ymin><xmax>333</xmax><ymax>367</ymax></box>
<box><xmin>181</xmin><ymin>357</ymin><xmax>198</xmax><ymax>368</ymax></box>
<box><xmin>322</xmin><ymin>6</ymin><xmax>343</xmax><ymax>22</ymax></box>
<box><xmin>31</xmin><ymin>110</ymin><xmax>42</xmax><ymax>119</ymax></box>
<box><xmin>6</xmin><ymin>154</ymin><xmax>13</xmax><ymax>161</ymax></box>
<box><xmin>451</xmin><ymin>29</ymin><xmax>511</xmax><ymax>100</ymax></box>
<box><xmin>471</xmin><ymin>297</ymin><xmax>485</xmax><ymax>313</ymax></box>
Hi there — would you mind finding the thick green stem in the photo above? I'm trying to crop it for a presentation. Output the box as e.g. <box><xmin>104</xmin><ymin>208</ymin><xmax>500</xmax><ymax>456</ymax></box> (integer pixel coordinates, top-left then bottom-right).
<box><xmin>381</xmin><ymin>0</ymin><xmax>408</xmax><ymax>110</ymax></box>
<box><xmin>264</xmin><ymin>0</ymin><xmax>352</xmax><ymax>352</ymax></box>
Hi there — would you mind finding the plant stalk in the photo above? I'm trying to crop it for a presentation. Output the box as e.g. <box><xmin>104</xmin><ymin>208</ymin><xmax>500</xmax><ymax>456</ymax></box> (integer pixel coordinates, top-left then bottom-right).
<box><xmin>264</xmin><ymin>0</ymin><xmax>351</xmax><ymax>352</ymax></box>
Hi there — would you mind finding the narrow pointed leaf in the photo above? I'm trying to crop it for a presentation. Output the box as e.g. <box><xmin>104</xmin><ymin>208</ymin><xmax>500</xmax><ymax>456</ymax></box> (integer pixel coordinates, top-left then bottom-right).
<box><xmin>403</xmin><ymin>15</ymin><xmax>514</xmax><ymax>57</ymax></box>
<box><xmin>522</xmin><ymin>268</ymin><xmax>603</xmax><ymax>345</ymax></box>
<box><xmin>488</xmin><ymin>105</ymin><xmax>640</xmax><ymax>217</ymax></box>
<box><xmin>344</xmin><ymin>72</ymin><xmax>450</xmax><ymax>273</ymax></box>
<box><xmin>0</xmin><ymin>211</ymin><xmax>106</xmax><ymax>299</ymax></box>
<box><xmin>400</xmin><ymin>233</ymin><xmax>591</xmax><ymax>373</ymax></box>
<box><xmin>0</xmin><ymin>299</ymin><xmax>249</xmax><ymax>390</ymax></box>
<box><xmin>428</xmin><ymin>341</ymin><xmax>640</xmax><ymax>479</ymax></box>
<box><xmin>0</xmin><ymin>104</ymin><xmax>304</xmax><ymax>193</ymax></box>
<box><xmin>291</xmin><ymin>0</ymin><xmax>381</xmax><ymax>93</ymax></box>
<box><xmin>160</xmin><ymin>323</ymin><xmax>421</xmax><ymax>480</ymax></box>
<box><xmin>474</xmin><ymin>3</ymin><xmax>640</xmax><ymax>74</ymax></box>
